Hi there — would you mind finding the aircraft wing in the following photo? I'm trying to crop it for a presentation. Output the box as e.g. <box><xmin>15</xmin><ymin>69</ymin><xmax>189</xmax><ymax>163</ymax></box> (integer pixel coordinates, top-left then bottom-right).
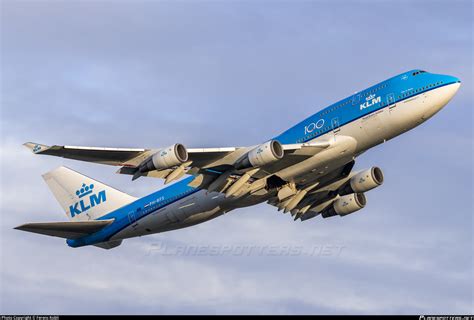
<box><xmin>24</xmin><ymin>142</ymin><xmax>238</xmax><ymax>168</ymax></box>
<box><xmin>24</xmin><ymin>141</ymin><xmax>331</xmax><ymax>184</ymax></box>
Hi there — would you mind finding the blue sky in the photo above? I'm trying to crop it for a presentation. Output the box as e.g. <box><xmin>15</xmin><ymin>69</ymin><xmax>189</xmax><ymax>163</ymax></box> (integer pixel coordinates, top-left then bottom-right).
<box><xmin>1</xmin><ymin>0</ymin><xmax>472</xmax><ymax>314</ymax></box>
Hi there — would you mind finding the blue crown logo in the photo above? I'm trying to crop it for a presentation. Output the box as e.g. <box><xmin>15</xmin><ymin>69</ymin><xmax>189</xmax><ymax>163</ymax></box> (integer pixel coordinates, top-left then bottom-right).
<box><xmin>76</xmin><ymin>183</ymin><xmax>94</xmax><ymax>198</ymax></box>
<box><xmin>366</xmin><ymin>94</ymin><xmax>376</xmax><ymax>101</ymax></box>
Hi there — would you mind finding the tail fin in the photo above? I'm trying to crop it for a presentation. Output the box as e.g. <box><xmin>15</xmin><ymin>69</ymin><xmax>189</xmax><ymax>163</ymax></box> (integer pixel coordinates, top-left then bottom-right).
<box><xmin>43</xmin><ymin>166</ymin><xmax>137</xmax><ymax>221</ymax></box>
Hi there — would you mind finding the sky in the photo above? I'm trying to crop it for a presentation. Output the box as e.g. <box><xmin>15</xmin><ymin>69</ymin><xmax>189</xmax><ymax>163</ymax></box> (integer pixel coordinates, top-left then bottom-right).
<box><xmin>1</xmin><ymin>0</ymin><xmax>472</xmax><ymax>315</ymax></box>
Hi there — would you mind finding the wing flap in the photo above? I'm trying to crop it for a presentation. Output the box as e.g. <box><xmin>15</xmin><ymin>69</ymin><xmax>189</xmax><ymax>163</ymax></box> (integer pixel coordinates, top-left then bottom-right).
<box><xmin>14</xmin><ymin>219</ymin><xmax>114</xmax><ymax>239</ymax></box>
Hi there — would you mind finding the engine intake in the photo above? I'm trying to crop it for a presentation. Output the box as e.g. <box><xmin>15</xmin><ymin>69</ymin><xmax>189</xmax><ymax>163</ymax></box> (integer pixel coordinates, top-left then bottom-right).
<box><xmin>321</xmin><ymin>193</ymin><xmax>366</xmax><ymax>218</ymax></box>
<box><xmin>236</xmin><ymin>140</ymin><xmax>284</xmax><ymax>169</ymax></box>
<box><xmin>139</xmin><ymin>143</ymin><xmax>188</xmax><ymax>173</ymax></box>
<box><xmin>339</xmin><ymin>167</ymin><xmax>384</xmax><ymax>196</ymax></box>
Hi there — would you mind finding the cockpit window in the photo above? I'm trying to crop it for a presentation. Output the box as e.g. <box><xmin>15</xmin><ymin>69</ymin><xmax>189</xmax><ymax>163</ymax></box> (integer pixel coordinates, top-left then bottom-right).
<box><xmin>413</xmin><ymin>70</ymin><xmax>427</xmax><ymax>76</ymax></box>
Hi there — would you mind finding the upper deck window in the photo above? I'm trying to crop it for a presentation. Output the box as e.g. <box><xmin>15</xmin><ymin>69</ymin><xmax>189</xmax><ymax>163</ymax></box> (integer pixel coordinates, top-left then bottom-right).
<box><xmin>412</xmin><ymin>70</ymin><xmax>427</xmax><ymax>76</ymax></box>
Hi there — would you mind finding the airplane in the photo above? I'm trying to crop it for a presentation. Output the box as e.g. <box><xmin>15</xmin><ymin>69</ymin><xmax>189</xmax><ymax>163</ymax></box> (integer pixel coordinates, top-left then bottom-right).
<box><xmin>16</xmin><ymin>69</ymin><xmax>461</xmax><ymax>249</ymax></box>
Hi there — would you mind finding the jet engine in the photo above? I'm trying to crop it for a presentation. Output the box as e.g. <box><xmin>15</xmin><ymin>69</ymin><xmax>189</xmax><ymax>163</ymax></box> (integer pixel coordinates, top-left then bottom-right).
<box><xmin>236</xmin><ymin>140</ymin><xmax>284</xmax><ymax>169</ymax></box>
<box><xmin>139</xmin><ymin>143</ymin><xmax>188</xmax><ymax>173</ymax></box>
<box><xmin>321</xmin><ymin>193</ymin><xmax>366</xmax><ymax>218</ymax></box>
<box><xmin>339</xmin><ymin>167</ymin><xmax>384</xmax><ymax>195</ymax></box>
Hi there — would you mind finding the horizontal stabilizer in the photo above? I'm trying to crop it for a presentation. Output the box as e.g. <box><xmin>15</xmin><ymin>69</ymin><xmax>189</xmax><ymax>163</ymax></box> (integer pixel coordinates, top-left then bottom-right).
<box><xmin>94</xmin><ymin>240</ymin><xmax>122</xmax><ymax>250</ymax></box>
<box><xmin>14</xmin><ymin>219</ymin><xmax>114</xmax><ymax>239</ymax></box>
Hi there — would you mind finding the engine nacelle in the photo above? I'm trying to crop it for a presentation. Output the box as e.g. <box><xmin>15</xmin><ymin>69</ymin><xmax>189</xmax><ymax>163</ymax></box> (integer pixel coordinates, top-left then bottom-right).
<box><xmin>321</xmin><ymin>193</ymin><xmax>366</xmax><ymax>218</ymax></box>
<box><xmin>139</xmin><ymin>143</ymin><xmax>188</xmax><ymax>173</ymax></box>
<box><xmin>339</xmin><ymin>167</ymin><xmax>384</xmax><ymax>195</ymax></box>
<box><xmin>236</xmin><ymin>140</ymin><xmax>284</xmax><ymax>169</ymax></box>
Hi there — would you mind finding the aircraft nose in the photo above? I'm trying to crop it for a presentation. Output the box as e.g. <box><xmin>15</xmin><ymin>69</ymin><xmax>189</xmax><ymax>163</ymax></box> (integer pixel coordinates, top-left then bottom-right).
<box><xmin>421</xmin><ymin>74</ymin><xmax>461</xmax><ymax>120</ymax></box>
<box><xmin>444</xmin><ymin>75</ymin><xmax>461</xmax><ymax>99</ymax></box>
<box><xmin>447</xmin><ymin>75</ymin><xmax>461</xmax><ymax>84</ymax></box>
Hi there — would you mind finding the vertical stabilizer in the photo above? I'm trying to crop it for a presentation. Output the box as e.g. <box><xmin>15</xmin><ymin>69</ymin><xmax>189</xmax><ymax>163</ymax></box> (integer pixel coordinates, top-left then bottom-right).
<box><xmin>42</xmin><ymin>166</ymin><xmax>136</xmax><ymax>221</ymax></box>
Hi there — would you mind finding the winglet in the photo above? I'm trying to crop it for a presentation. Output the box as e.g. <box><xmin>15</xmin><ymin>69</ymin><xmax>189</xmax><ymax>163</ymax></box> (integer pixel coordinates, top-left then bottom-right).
<box><xmin>23</xmin><ymin>142</ymin><xmax>50</xmax><ymax>154</ymax></box>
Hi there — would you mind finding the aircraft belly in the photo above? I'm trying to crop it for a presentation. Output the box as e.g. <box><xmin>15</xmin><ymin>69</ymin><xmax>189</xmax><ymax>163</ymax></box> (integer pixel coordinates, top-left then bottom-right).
<box><xmin>111</xmin><ymin>190</ymin><xmax>229</xmax><ymax>240</ymax></box>
<box><xmin>277</xmin><ymin>135</ymin><xmax>357</xmax><ymax>181</ymax></box>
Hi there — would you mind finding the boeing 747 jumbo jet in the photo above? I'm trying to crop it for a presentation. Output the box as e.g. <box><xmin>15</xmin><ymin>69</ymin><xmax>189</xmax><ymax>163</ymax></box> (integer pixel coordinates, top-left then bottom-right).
<box><xmin>17</xmin><ymin>70</ymin><xmax>461</xmax><ymax>249</ymax></box>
